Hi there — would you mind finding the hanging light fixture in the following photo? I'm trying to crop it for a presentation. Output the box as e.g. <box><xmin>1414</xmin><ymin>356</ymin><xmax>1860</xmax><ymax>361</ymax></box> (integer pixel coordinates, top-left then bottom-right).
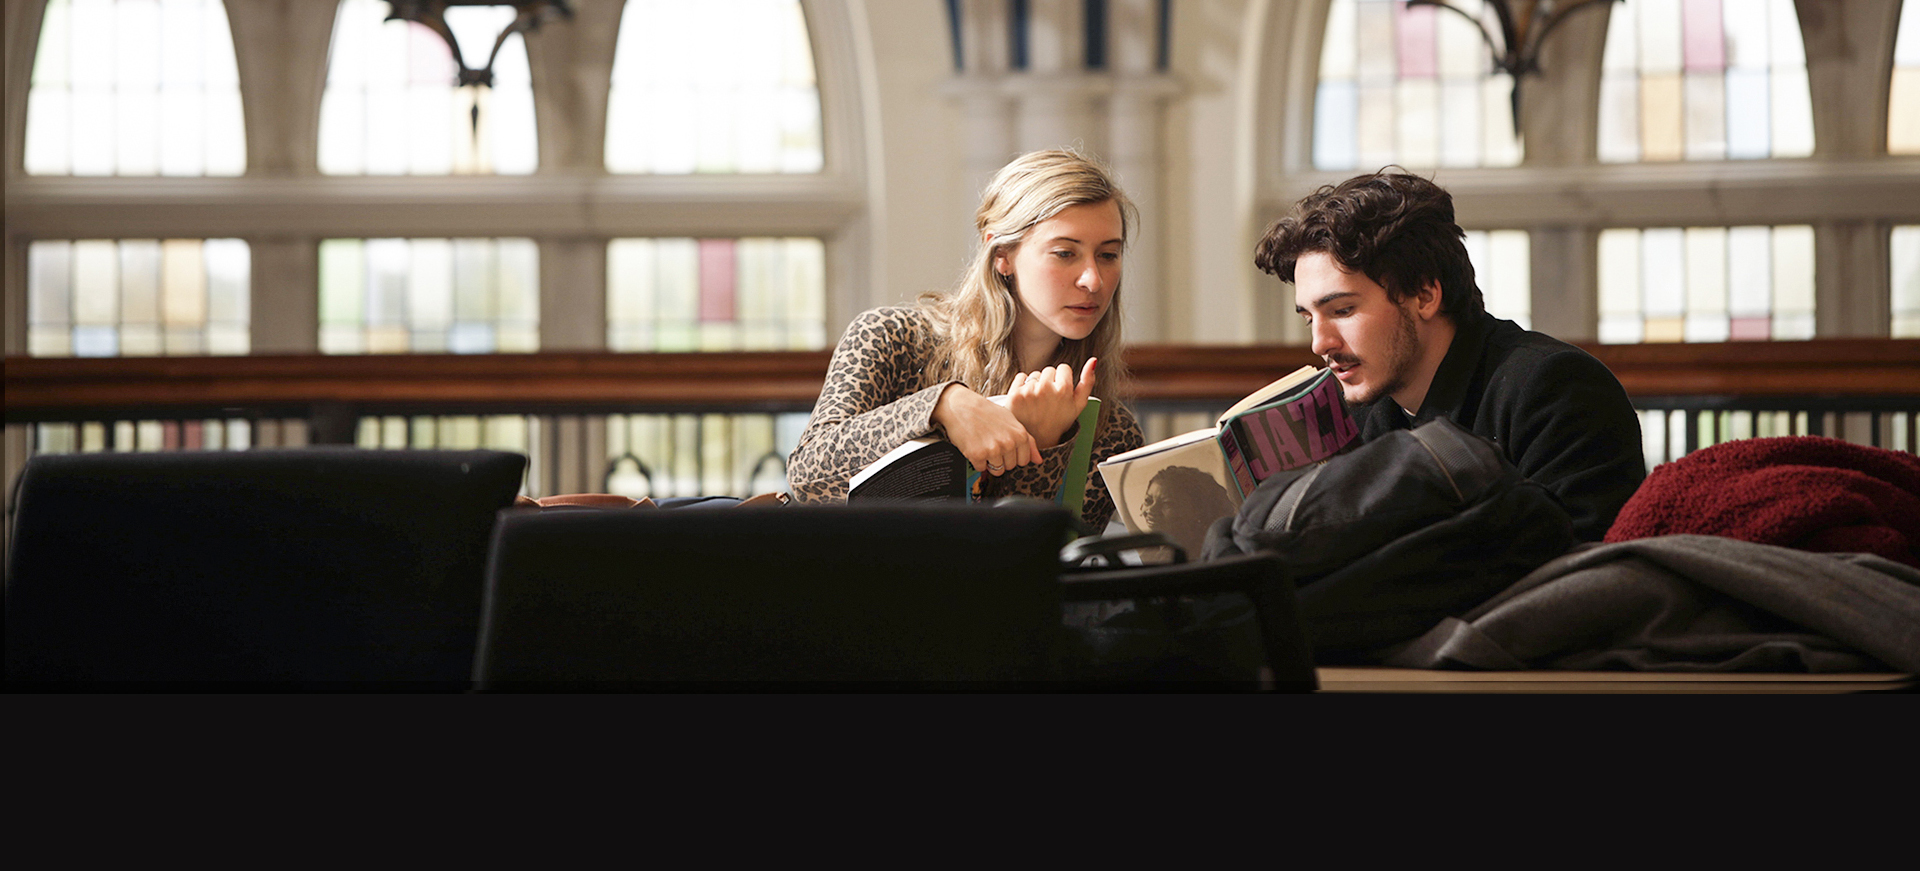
<box><xmin>383</xmin><ymin>1</ymin><xmax>573</xmax><ymax>139</ymax></box>
<box><xmin>384</xmin><ymin>1</ymin><xmax>574</xmax><ymax>88</ymax></box>
<box><xmin>1408</xmin><ymin>0</ymin><xmax>1620</xmax><ymax>131</ymax></box>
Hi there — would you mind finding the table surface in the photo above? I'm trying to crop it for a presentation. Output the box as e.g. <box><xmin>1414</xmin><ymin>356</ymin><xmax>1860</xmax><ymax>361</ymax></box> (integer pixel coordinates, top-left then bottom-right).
<box><xmin>1314</xmin><ymin>668</ymin><xmax>1915</xmax><ymax>694</ymax></box>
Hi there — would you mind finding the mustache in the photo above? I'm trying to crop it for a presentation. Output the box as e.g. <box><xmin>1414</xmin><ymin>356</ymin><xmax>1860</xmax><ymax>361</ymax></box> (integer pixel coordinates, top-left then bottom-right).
<box><xmin>1325</xmin><ymin>353</ymin><xmax>1361</xmax><ymax>367</ymax></box>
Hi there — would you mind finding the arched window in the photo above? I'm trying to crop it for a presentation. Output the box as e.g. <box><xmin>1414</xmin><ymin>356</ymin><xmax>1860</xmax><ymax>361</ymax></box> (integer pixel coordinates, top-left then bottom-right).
<box><xmin>24</xmin><ymin>0</ymin><xmax>246</xmax><ymax>176</ymax></box>
<box><xmin>597</xmin><ymin>1</ymin><xmax>830</xmax><ymax>497</ymax></box>
<box><xmin>604</xmin><ymin>0</ymin><xmax>823</xmax><ymax>173</ymax></box>
<box><xmin>315</xmin><ymin>1</ymin><xmax>542</xmax><ymax>369</ymax></box>
<box><xmin>1309</xmin><ymin>1</ymin><xmax>1530</xmax><ymax>326</ymax></box>
<box><xmin>318</xmin><ymin>0</ymin><xmax>537</xmax><ymax>175</ymax></box>
<box><xmin>1598</xmin><ymin>0</ymin><xmax>1813</xmax><ymax>162</ymax></box>
<box><xmin>1313</xmin><ymin>0</ymin><xmax>1520</xmax><ymax>171</ymax></box>
<box><xmin>1892</xmin><ymin>0</ymin><xmax>1919</xmax><ymax>155</ymax></box>
<box><xmin>1592</xmin><ymin>0</ymin><xmax>1816</xmax><ymax>344</ymax></box>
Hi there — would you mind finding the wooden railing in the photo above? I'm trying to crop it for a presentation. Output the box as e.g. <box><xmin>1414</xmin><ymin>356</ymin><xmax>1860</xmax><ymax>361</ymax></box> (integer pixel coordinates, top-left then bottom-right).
<box><xmin>7</xmin><ymin>339</ymin><xmax>1918</xmax><ymax>501</ymax></box>
<box><xmin>10</xmin><ymin>338</ymin><xmax>1918</xmax><ymax>422</ymax></box>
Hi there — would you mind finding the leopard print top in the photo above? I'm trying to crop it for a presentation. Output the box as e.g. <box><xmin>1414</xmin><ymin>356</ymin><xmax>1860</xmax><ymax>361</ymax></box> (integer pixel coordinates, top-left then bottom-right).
<box><xmin>788</xmin><ymin>306</ymin><xmax>1143</xmax><ymax>530</ymax></box>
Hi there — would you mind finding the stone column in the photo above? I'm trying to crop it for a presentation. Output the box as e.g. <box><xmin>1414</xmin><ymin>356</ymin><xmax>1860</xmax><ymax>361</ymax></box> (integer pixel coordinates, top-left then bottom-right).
<box><xmin>526</xmin><ymin>0</ymin><xmax>621</xmax><ymax>173</ymax></box>
<box><xmin>249</xmin><ymin>238</ymin><xmax>320</xmax><ymax>353</ymax></box>
<box><xmin>226</xmin><ymin>1</ymin><xmax>335</xmax><ymax>357</ymax></box>
<box><xmin>1798</xmin><ymin>0</ymin><xmax>1903</xmax><ymax>339</ymax></box>
<box><xmin>226</xmin><ymin>0</ymin><xmax>335</xmax><ymax>177</ymax></box>
<box><xmin>1521</xmin><ymin>1</ymin><xmax>1611</xmax><ymax>343</ymax></box>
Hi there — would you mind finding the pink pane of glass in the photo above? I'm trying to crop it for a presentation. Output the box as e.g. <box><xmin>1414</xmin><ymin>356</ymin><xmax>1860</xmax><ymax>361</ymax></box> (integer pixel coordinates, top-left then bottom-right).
<box><xmin>1396</xmin><ymin>2</ymin><xmax>1437</xmax><ymax>79</ymax></box>
<box><xmin>1728</xmin><ymin>316</ymin><xmax>1770</xmax><ymax>340</ymax></box>
<box><xmin>699</xmin><ymin>239</ymin><xmax>738</xmax><ymax>323</ymax></box>
<box><xmin>1682</xmin><ymin>0</ymin><xmax>1724</xmax><ymax>72</ymax></box>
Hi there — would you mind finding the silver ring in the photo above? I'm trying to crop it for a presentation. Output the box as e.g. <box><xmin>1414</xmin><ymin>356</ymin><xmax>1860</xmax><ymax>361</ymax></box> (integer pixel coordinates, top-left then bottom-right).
<box><xmin>987</xmin><ymin>463</ymin><xmax>1004</xmax><ymax>473</ymax></box>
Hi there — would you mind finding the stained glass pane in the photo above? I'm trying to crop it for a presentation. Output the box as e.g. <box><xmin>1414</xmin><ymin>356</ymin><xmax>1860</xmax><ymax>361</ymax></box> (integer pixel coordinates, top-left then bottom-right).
<box><xmin>24</xmin><ymin>0</ymin><xmax>245</xmax><ymax>176</ymax></box>
<box><xmin>607</xmin><ymin>0</ymin><xmax>822</xmax><ymax>174</ymax></box>
<box><xmin>1893</xmin><ymin>226</ymin><xmax>1920</xmax><ymax>338</ymax></box>
<box><xmin>1598</xmin><ymin>230</ymin><xmax>1644</xmax><ymax>343</ymax></box>
<box><xmin>1890</xmin><ymin>0</ymin><xmax>1920</xmax><ymax>154</ymax></box>
<box><xmin>1595</xmin><ymin>225</ymin><xmax>1814</xmax><ymax>344</ymax></box>
<box><xmin>607</xmin><ymin>237</ymin><xmax>826</xmax><ymax>352</ymax></box>
<box><xmin>1313</xmin><ymin>81</ymin><xmax>1360</xmax><ymax>170</ymax></box>
<box><xmin>1320</xmin><ymin>0</ymin><xmax>1358</xmax><ymax>80</ymax></box>
<box><xmin>27</xmin><ymin>238</ymin><xmax>249</xmax><ymax>357</ymax></box>
<box><xmin>1598</xmin><ymin>0</ymin><xmax>1812</xmax><ymax>163</ymax></box>
<box><xmin>1463</xmin><ymin>229</ymin><xmax>1530</xmax><ymax>328</ymax></box>
<box><xmin>318</xmin><ymin>238</ymin><xmax>539</xmax><ymax>354</ymax></box>
<box><xmin>1683</xmin><ymin>226</ymin><xmax>1728</xmax><ymax>340</ymax></box>
<box><xmin>318</xmin><ymin>0</ymin><xmax>537</xmax><ymax>175</ymax></box>
<box><xmin>1311</xmin><ymin>0</ymin><xmax>1520</xmax><ymax>170</ymax></box>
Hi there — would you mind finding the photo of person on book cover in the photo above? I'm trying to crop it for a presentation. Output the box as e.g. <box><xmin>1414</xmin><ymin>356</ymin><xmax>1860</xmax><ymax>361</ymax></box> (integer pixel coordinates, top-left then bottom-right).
<box><xmin>1138</xmin><ymin>465</ymin><xmax>1241</xmax><ymax>558</ymax></box>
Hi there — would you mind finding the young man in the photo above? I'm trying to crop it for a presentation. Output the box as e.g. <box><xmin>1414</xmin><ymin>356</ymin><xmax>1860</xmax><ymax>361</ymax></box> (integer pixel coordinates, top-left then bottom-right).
<box><xmin>1255</xmin><ymin>171</ymin><xmax>1645</xmax><ymax>541</ymax></box>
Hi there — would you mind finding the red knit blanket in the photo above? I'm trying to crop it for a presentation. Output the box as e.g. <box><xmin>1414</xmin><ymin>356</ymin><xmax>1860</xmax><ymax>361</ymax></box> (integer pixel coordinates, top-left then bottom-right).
<box><xmin>1605</xmin><ymin>436</ymin><xmax>1920</xmax><ymax>569</ymax></box>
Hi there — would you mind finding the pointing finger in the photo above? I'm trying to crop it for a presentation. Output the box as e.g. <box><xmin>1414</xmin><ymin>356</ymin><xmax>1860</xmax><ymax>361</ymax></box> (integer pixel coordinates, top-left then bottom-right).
<box><xmin>1077</xmin><ymin>357</ymin><xmax>1098</xmax><ymax>403</ymax></box>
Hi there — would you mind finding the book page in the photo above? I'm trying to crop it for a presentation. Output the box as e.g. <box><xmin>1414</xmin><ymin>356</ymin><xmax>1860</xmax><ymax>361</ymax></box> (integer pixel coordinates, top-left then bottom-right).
<box><xmin>1098</xmin><ymin>437</ymin><xmax>1241</xmax><ymax>557</ymax></box>
<box><xmin>848</xmin><ymin>438</ymin><xmax>965</xmax><ymax>497</ymax></box>
<box><xmin>1101</xmin><ymin>426</ymin><xmax>1216</xmax><ymax>465</ymax></box>
<box><xmin>1216</xmin><ymin>365</ymin><xmax>1321</xmax><ymax>425</ymax></box>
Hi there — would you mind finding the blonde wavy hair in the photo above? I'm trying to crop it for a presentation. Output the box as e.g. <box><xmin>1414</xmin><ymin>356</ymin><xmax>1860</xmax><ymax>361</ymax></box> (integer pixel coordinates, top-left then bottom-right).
<box><xmin>918</xmin><ymin>148</ymin><xmax>1136</xmax><ymax>402</ymax></box>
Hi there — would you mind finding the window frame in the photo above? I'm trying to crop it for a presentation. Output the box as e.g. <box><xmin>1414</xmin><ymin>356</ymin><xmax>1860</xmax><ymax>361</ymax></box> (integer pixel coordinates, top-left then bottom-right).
<box><xmin>1250</xmin><ymin>0</ymin><xmax>1920</xmax><ymax>345</ymax></box>
<box><xmin>4</xmin><ymin>0</ymin><xmax>873</xmax><ymax>356</ymax></box>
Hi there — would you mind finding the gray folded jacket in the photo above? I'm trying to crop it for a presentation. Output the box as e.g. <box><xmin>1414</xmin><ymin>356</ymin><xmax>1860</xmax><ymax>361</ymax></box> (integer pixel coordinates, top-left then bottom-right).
<box><xmin>1386</xmin><ymin>534</ymin><xmax>1920</xmax><ymax>674</ymax></box>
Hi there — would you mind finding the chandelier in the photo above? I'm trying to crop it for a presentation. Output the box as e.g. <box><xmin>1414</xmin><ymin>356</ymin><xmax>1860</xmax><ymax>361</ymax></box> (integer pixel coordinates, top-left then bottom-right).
<box><xmin>1408</xmin><ymin>0</ymin><xmax>1621</xmax><ymax>130</ymax></box>
<box><xmin>384</xmin><ymin>1</ymin><xmax>575</xmax><ymax>89</ymax></box>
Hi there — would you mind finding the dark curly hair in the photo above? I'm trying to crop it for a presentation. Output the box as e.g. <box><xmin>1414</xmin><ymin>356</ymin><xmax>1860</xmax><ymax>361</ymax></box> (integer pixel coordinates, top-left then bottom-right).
<box><xmin>1253</xmin><ymin>169</ymin><xmax>1484</xmax><ymax>321</ymax></box>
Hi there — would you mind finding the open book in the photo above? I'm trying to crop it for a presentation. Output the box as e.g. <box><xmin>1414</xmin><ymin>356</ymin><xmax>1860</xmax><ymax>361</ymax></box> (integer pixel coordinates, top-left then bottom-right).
<box><xmin>849</xmin><ymin>397</ymin><xmax>1102</xmax><ymax>517</ymax></box>
<box><xmin>1096</xmin><ymin>366</ymin><xmax>1359</xmax><ymax>556</ymax></box>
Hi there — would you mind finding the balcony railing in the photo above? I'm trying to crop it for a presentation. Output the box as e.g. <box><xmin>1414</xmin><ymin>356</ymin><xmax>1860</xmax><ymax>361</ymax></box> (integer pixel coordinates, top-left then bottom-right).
<box><xmin>8</xmin><ymin>339</ymin><xmax>1919</xmax><ymax>508</ymax></box>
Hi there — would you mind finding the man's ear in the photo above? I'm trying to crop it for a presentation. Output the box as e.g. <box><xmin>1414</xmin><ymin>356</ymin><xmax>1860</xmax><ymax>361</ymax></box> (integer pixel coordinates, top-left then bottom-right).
<box><xmin>1413</xmin><ymin>279</ymin><xmax>1444</xmax><ymax>320</ymax></box>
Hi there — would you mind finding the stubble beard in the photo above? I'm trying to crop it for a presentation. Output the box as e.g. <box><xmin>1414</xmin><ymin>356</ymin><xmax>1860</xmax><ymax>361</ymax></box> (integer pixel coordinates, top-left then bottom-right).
<box><xmin>1334</xmin><ymin>302</ymin><xmax>1422</xmax><ymax>407</ymax></box>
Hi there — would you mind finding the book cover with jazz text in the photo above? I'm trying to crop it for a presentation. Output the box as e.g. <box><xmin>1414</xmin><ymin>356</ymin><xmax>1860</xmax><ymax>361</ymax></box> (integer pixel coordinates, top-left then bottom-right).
<box><xmin>1098</xmin><ymin>366</ymin><xmax>1358</xmax><ymax>556</ymax></box>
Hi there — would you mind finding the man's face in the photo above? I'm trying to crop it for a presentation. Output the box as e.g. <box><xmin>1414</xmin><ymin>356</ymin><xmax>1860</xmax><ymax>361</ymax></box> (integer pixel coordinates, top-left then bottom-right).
<box><xmin>1293</xmin><ymin>251</ymin><xmax>1423</xmax><ymax>407</ymax></box>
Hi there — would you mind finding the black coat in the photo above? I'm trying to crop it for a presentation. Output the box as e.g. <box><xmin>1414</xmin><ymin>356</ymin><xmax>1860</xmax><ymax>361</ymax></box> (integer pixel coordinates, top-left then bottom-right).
<box><xmin>1355</xmin><ymin>312</ymin><xmax>1646</xmax><ymax>541</ymax></box>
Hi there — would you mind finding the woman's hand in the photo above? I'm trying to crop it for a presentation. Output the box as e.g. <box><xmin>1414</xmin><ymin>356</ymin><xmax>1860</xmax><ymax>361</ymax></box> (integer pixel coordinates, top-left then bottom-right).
<box><xmin>932</xmin><ymin>384</ymin><xmax>1041</xmax><ymax>476</ymax></box>
<box><xmin>1006</xmin><ymin>358</ymin><xmax>1097</xmax><ymax>449</ymax></box>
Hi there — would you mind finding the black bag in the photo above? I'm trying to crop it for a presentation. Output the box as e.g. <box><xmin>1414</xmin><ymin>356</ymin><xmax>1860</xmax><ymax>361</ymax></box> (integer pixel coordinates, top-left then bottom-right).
<box><xmin>1203</xmin><ymin>418</ymin><xmax>1576</xmax><ymax>662</ymax></box>
<box><xmin>1057</xmin><ymin>533</ymin><xmax>1269</xmax><ymax>686</ymax></box>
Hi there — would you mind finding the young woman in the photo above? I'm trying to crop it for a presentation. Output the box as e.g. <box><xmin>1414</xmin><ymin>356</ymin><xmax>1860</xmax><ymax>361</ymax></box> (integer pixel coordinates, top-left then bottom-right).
<box><xmin>787</xmin><ymin>149</ymin><xmax>1145</xmax><ymax>530</ymax></box>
